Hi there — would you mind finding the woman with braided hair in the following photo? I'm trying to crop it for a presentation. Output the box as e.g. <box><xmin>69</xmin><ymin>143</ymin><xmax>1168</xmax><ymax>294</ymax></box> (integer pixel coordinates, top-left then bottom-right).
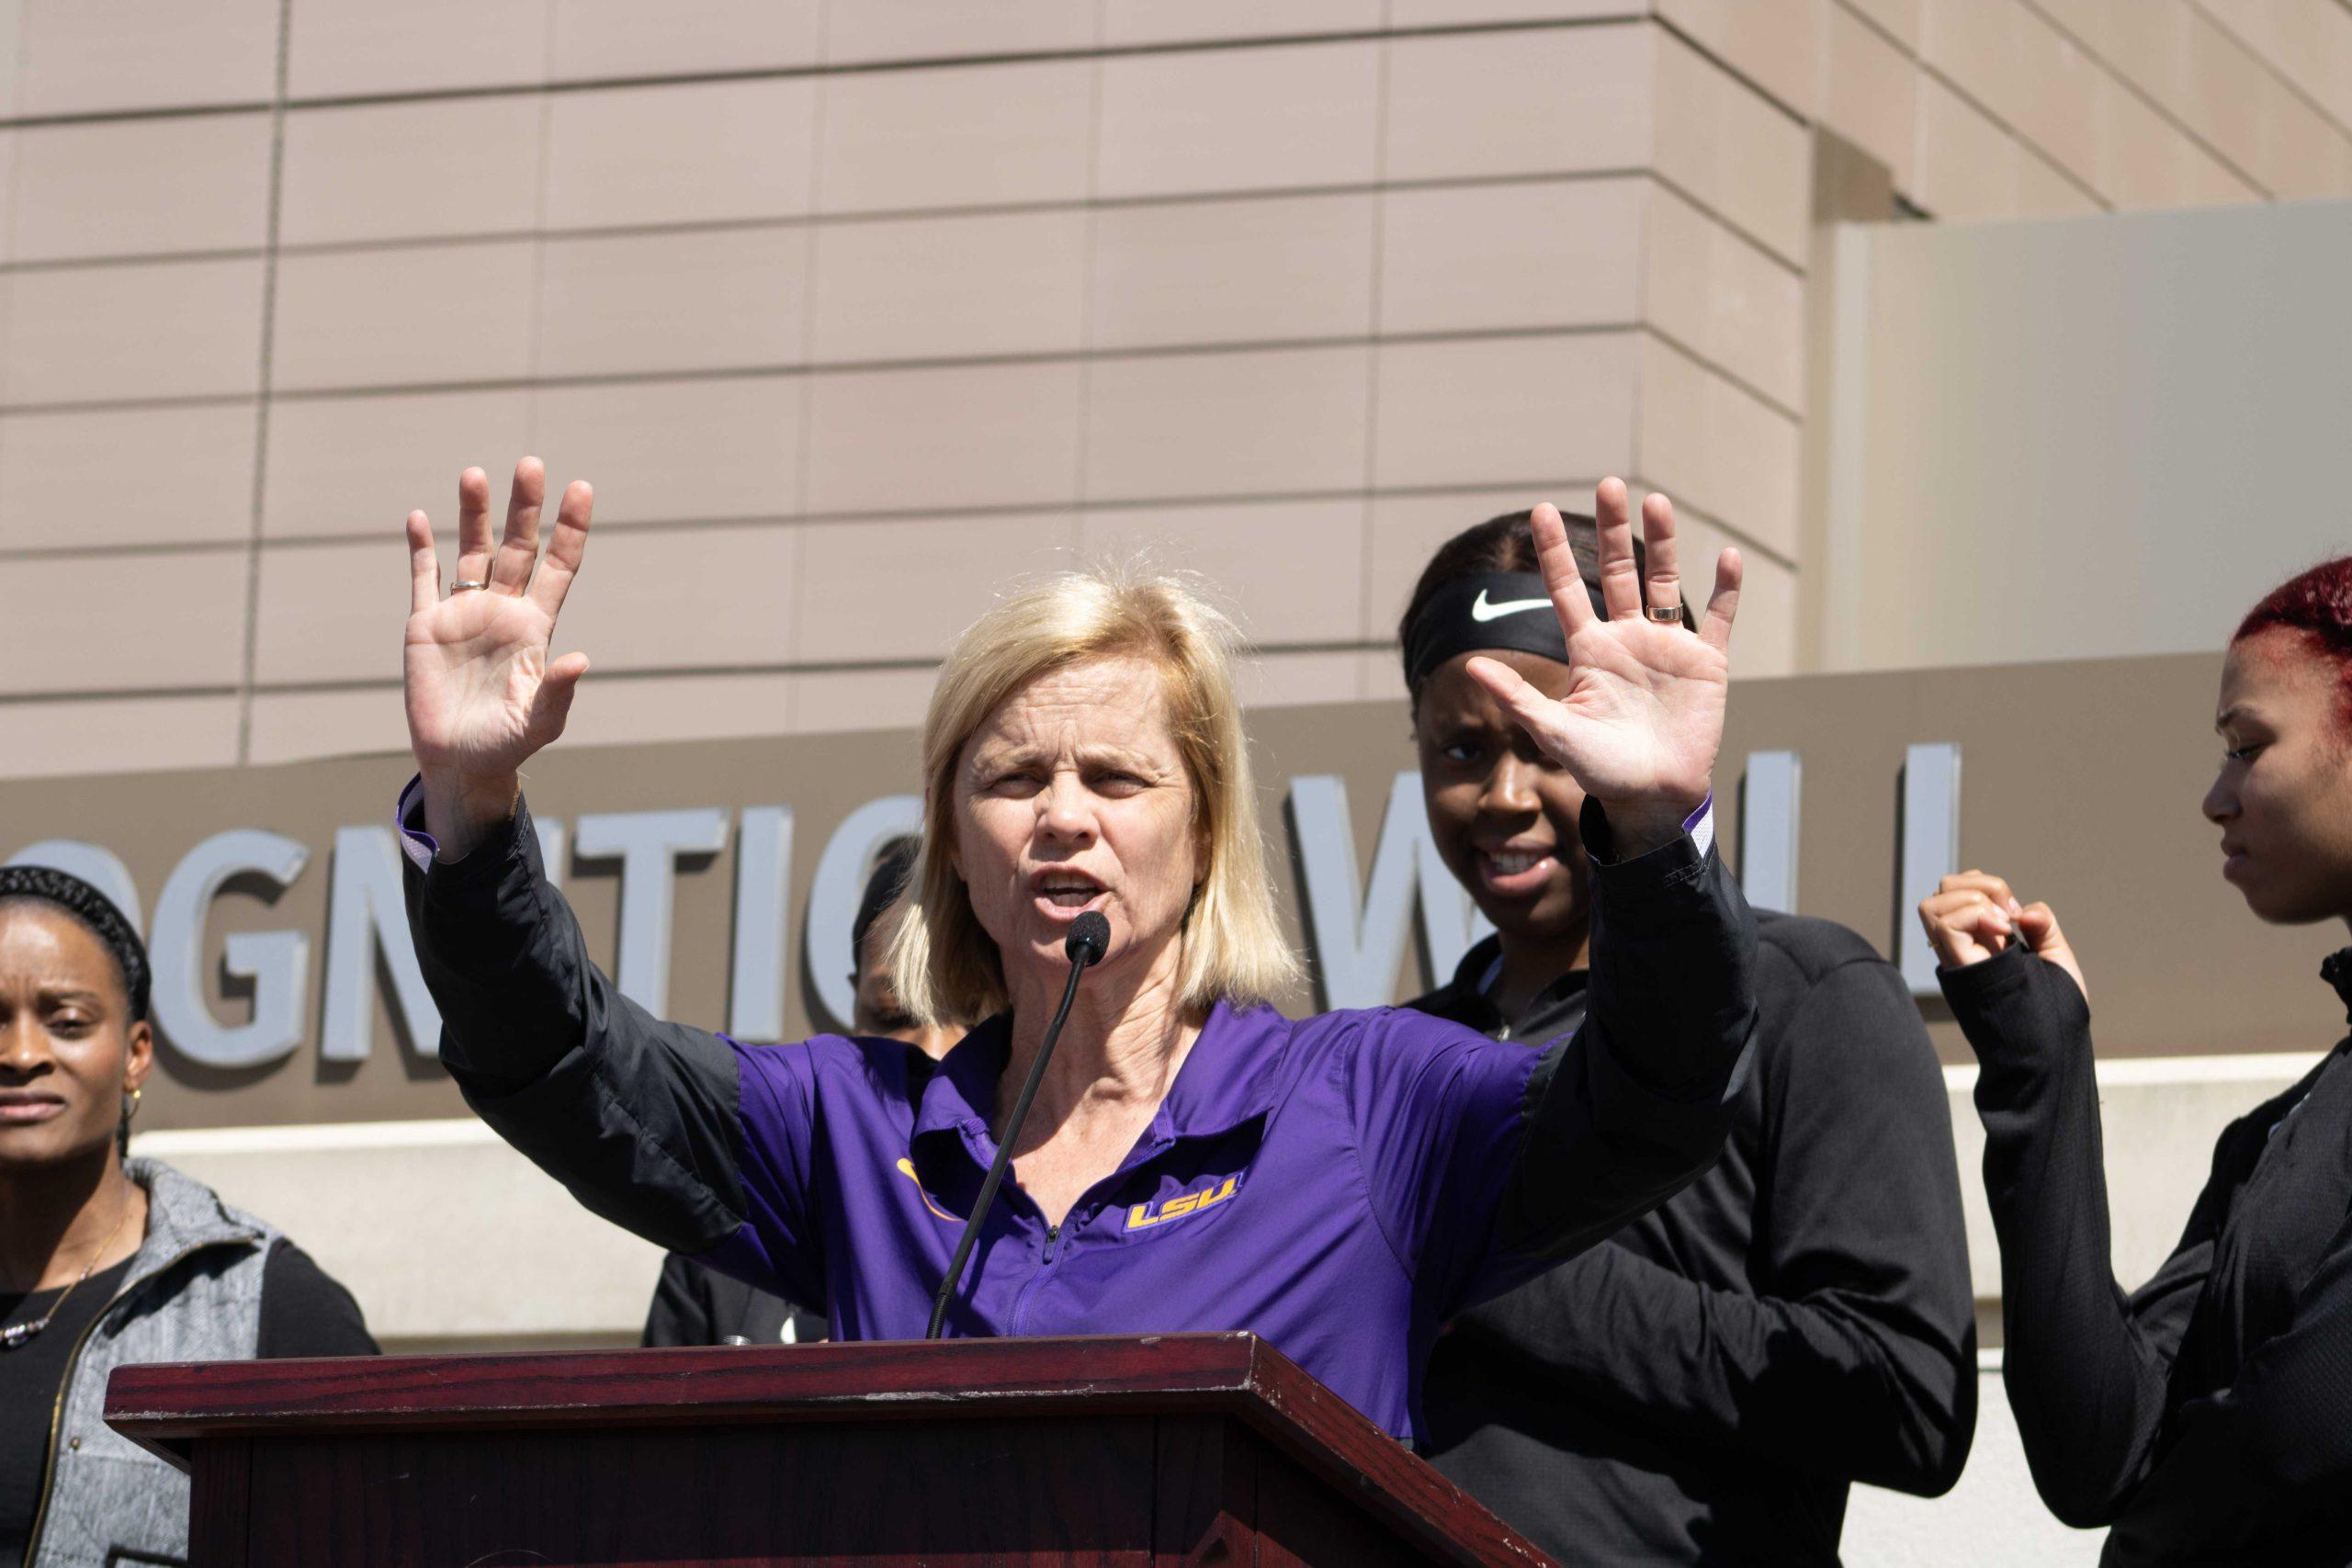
<box><xmin>0</xmin><ymin>866</ymin><xmax>376</xmax><ymax>1568</ymax></box>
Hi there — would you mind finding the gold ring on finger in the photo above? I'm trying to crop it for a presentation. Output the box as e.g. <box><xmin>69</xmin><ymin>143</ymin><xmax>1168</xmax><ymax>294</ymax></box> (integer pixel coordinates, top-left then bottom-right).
<box><xmin>449</xmin><ymin>580</ymin><xmax>490</xmax><ymax>595</ymax></box>
<box><xmin>1645</xmin><ymin>604</ymin><xmax>1682</xmax><ymax>623</ymax></box>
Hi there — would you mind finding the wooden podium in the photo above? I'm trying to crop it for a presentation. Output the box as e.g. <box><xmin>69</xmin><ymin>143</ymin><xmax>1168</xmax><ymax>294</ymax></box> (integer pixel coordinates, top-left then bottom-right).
<box><xmin>106</xmin><ymin>1332</ymin><xmax>1555</xmax><ymax>1566</ymax></box>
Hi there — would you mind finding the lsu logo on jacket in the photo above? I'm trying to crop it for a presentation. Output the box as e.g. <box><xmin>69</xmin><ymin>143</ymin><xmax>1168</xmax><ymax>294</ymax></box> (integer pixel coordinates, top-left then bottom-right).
<box><xmin>1126</xmin><ymin>1174</ymin><xmax>1238</xmax><ymax>1230</ymax></box>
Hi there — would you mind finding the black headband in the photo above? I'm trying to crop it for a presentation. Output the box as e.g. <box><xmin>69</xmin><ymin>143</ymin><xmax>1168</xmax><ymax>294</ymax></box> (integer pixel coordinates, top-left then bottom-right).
<box><xmin>1403</xmin><ymin>571</ymin><xmax>1600</xmax><ymax>690</ymax></box>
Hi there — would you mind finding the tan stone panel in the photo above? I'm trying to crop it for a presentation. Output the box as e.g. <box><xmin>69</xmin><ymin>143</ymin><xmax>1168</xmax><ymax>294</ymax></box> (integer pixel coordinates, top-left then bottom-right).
<box><xmin>804</xmin><ymin>360</ymin><xmax>1084</xmax><ymax>513</ymax></box>
<box><xmin>2098</xmin><ymin>75</ymin><xmax>2270</xmax><ymax>212</ymax></box>
<box><xmin>1384</xmin><ymin>24</ymin><xmax>1654</xmax><ymax>183</ymax></box>
<box><xmin>548</xmin><ymin>0</ymin><xmax>820</xmax><ymax>81</ymax></box>
<box><xmin>798</xmin><ymin>515</ymin><xmax>1069</xmax><ymax>661</ymax></box>
<box><xmin>12</xmin><ymin>113</ymin><xmax>270</xmax><ymax>261</ymax></box>
<box><xmin>6</xmin><ymin>258</ymin><xmax>265</xmax><ymax>404</ymax></box>
<box><xmin>820</xmin><ymin>0</ymin><xmax>1097</xmax><ymax>64</ymax></box>
<box><xmin>1236</xmin><ymin>649</ymin><xmax>1367</xmax><ymax>708</ymax></box>
<box><xmin>1911</xmin><ymin>72</ymin><xmax>2022</xmax><ymax>220</ymax></box>
<box><xmin>244</xmin><ymin>686</ymin><xmax>408</xmax><ymax>765</ymax></box>
<box><xmin>0</xmin><ymin>694</ymin><xmax>242</xmax><ymax>779</ymax></box>
<box><xmin>1083</xmin><ymin>345</ymin><xmax>1371</xmax><ymax>502</ymax></box>
<box><xmin>264</xmin><ymin>389</ymin><xmax>533</xmax><ymax>540</ymax></box>
<box><xmin>1918</xmin><ymin>0</ymin><xmax>2021</xmax><ymax>128</ymax></box>
<box><xmin>2178</xmin><ymin>7</ymin><xmax>2275</xmax><ymax>186</ymax></box>
<box><xmin>1671</xmin><ymin>511</ymin><xmax>1795</xmax><ymax>675</ymax></box>
<box><xmin>811</xmin><ymin>209</ymin><xmax>1088</xmax><ymax>364</ymax></box>
<box><xmin>557</xmin><ymin>521</ymin><xmax>799</xmax><ymax>671</ymax></box>
<box><xmin>537</xmin><ymin>227</ymin><xmax>808</xmax><ymax>378</ymax></box>
<box><xmin>1641</xmin><ymin>183</ymin><xmax>1804</xmax><ymax>411</ymax></box>
<box><xmin>253</xmin><ymin>541</ymin><xmax>401</xmax><ymax>684</ymax></box>
<box><xmin>1097</xmin><ymin>39</ymin><xmax>1379</xmax><ymax>199</ymax></box>
<box><xmin>2180</xmin><ymin>135</ymin><xmax>2266</xmax><ymax>206</ymax></box>
<box><xmin>1101</xmin><ymin>0</ymin><xmax>1382</xmax><ymax>46</ymax></box>
<box><xmin>560</xmin><ymin>671</ymin><xmax>798</xmax><ymax>748</ymax></box>
<box><xmin>531</xmin><ymin>378</ymin><xmax>802</xmax><ymax>525</ymax></box>
<box><xmin>2098</xmin><ymin>0</ymin><xmax>2197</xmax><ymax>132</ymax></box>
<box><xmin>2030</xmin><ymin>0</ymin><xmax>2109</xmax><ymax>56</ymax></box>
<box><xmin>2015</xmin><ymin>150</ymin><xmax>2102</xmax><ymax>217</ymax></box>
<box><xmin>1387</xmin><ymin>0</ymin><xmax>1635</xmax><ymax>23</ymax></box>
<box><xmin>1635</xmin><ymin>334</ymin><xmax>1799</xmax><ymax>561</ymax></box>
<box><xmin>789</xmin><ymin>667</ymin><xmax>935</xmax><ymax>735</ymax></box>
<box><xmin>1372</xmin><ymin>333</ymin><xmax>1638</xmax><ymax>491</ymax></box>
<box><xmin>2255</xmin><ymin>69</ymin><xmax>2352</xmax><ymax>200</ymax></box>
<box><xmin>544</xmin><ymin>79</ymin><xmax>818</xmax><ymax>231</ymax></box>
<box><xmin>1092</xmin><ymin>193</ymin><xmax>1374</xmax><ymax>350</ymax></box>
<box><xmin>817</xmin><ymin>59</ymin><xmax>1093</xmax><ymax>214</ymax></box>
<box><xmin>2196</xmin><ymin>0</ymin><xmax>2352</xmax><ymax>135</ymax></box>
<box><xmin>2002</xmin><ymin>3</ymin><xmax>2108</xmax><ymax>197</ymax></box>
<box><xmin>8</xmin><ymin>696</ymin><xmax>243</xmax><ymax>783</ymax></box>
<box><xmin>287</xmin><ymin>0</ymin><xmax>548</xmax><ymax>98</ymax></box>
<box><xmin>0</xmin><ymin>548</ymin><xmax>248</xmax><ymax>694</ymax></box>
<box><xmin>1656</xmin><ymin>0</ymin><xmax>1821</xmax><ymax>117</ymax></box>
<box><xmin>0</xmin><ymin>404</ymin><xmax>257</xmax><ymax>551</ymax></box>
<box><xmin>0</xmin><ymin>134</ymin><xmax>16</xmax><ymax>263</ymax></box>
<box><xmin>1364</xmin><ymin>488</ymin><xmax>1574</xmax><ymax>640</ymax></box>
<box><xmin>1651</xmin><ymin>28</ymin><xmax>1812</xmax><ymax>265</ymax></box>
<box><xmin>18</xmin><ymin>0</ymin><xmax>278</xmax><ymax>115</ymax></box>
<box><xmin>272</xmin><ymin>243</ymin><xmax>536</xmax><ymax>392</ymax></box>
<box><xmin>1378</xmin><ymin>177</ymin><xmax>1644</xmax><ymax>337</ymax></box>
<box><xmin>1837</xmin><ymin>0</ymin><xmax>1921</xmax><ymax>51</ymax></box>
<box><xmin>1079</xmin><ymin>499</ymin><xmax>1367</xmax><ymax>646</ymax></box>
<box><xmin>1820</xmin><ymin>1</ymin><xmax>1918</xmax><ymax>193</ymax></box>
<box><xmin>279</xmin><ymin>97</ymin><xmax>544</xmax><ymax>247</ymax></box>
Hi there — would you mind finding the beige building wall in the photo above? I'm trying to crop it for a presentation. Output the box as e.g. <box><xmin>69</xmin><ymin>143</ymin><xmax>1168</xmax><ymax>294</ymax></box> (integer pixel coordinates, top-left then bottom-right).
<box><xmin>9</xmin><ymin>0</ymin><xmax>2344</xmax><ymax>785</ymax></box>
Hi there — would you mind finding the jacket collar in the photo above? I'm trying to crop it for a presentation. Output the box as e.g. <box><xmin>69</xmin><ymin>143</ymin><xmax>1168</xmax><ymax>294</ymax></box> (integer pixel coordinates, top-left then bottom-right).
<box><xmin>119</xmin><ymin>1156</ymin><xmax>263</xmax><ymax>1298</ymax></box>
<box><xmin>911</xmin><ymin>999</ymin><xmax>1292</xmax><ymax>1168</ymax></box>
<box><xmin>2324</xmin><ymin>948</ymin><xmax>2352</xmax><ymax>1026</ymax></box>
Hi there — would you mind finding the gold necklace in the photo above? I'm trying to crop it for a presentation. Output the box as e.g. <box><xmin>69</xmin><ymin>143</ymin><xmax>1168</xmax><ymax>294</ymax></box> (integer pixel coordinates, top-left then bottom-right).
<box><xmin>1</xmin><ymin>1180</ymin><xmax>135</xmax><ymax>1352</ymax></box>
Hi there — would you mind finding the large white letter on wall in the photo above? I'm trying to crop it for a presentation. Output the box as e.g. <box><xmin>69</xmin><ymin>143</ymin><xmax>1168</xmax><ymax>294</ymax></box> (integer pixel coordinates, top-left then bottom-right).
<box><xmin>321</xmin><ymin>825</ymin><xmax>446</xmax><ymax>1062</ymax></box>
<box><xmin>149</xmin><ymin>829</ymin><xmax>310</xmax><ymax>1067</ymax></box>
<box><xmin>729</xmin><ymin>807</ymin><xmax>794</xmax><ymax>1041</ymax></box>
<box><xmin>1288</xmin><ymin>772</ymin><xmax>1487</xmax><ymax>1010</ymax></box>
<box><xmin>574</xmin><ymin>808</ymin><xmax>730</xmax><ymax>1016</ymax></box>
<box><xmin>1898</xmin><ymin>743</ymin><xmax>1962</xmax><ymax>996</ymax></box>
<box><xmin>5</xmin><ymin>840</ymin><xmax>142</xmax><ymax>936</ymax></box>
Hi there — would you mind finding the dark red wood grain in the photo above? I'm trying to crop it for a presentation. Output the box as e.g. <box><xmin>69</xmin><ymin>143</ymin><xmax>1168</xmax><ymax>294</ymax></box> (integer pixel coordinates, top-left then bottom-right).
<box><xmin>106</xmin><ymin>1334</ymin><xmax>1554</xmax><ymax>1568</ymax></box>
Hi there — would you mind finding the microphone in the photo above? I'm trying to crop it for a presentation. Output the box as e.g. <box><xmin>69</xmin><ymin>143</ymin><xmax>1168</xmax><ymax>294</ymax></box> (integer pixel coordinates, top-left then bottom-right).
<box><xmin>925</xmin><ymin>910</ymin><xmax>1111</xmax><ymax>1340</ymax></box>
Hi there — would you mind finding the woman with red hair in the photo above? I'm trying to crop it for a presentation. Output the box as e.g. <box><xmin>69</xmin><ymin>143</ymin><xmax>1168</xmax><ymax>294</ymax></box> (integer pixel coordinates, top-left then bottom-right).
<box><xmin>1919</xmin><ymin>558</ymin><xmax>2352</xmax><ymax>1563</ymax></box>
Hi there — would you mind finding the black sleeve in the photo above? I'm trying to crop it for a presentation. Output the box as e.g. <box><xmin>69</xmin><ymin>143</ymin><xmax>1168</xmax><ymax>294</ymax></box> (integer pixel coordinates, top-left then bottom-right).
<box><xmin>641</xmin><ymin>1251</ymin><xmax>721</xmax><ymax>1348</ymax></box>
<box><xmin>1942</xmin><ymin>944</ymin><xmax>2219</xmax><ymax>1527</ymax></box>
<box><xmin>1455</xmin><ymin>955</ymin><xmax>1976</xmax><ymax>1494</ymax></box>
<box><xmin>402</xmin><ymin>793</ymin><xmax>752</xmax><ymax>1258</ymax></box>
<box><xmin>1493</xmin><ymin>800</ymin><xmax>1758</xmax><ymax>1264</ymax></box>
<box><xmin>2102</xmin><ymin>1200</ymin><xmax>2352</xmax><ymax>1557</ymax></box>
<box><xmin>255</xmin><ymin>1243</ymin><xmax>379</xmax><ymax>1359</ymax></box>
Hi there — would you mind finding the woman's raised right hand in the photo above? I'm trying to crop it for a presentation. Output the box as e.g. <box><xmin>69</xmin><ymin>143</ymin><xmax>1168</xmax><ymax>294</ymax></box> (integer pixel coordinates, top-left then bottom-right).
<box><xmin>403</xmin><ymin>459</ymin><xmax>594</xmax><ymax>861</ymax></box>
<box><xmin>1917</xmin><ymin>870</ymin><xmax>2087</xmax><ymax>1004</ymax></box>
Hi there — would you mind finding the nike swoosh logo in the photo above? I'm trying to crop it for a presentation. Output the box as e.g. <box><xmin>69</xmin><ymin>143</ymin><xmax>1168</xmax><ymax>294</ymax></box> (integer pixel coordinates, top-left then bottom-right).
<box><xmin>1470</xmin><ymin>590</ymin><xmax>1552</xmax><ymax>623</ymax></box>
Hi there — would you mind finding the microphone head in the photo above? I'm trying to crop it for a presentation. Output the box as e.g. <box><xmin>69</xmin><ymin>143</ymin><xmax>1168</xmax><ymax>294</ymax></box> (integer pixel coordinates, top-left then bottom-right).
<box><xmin>1066</xmin><ymin>911</ymin><xmax>1111</xmax><ymax>966</ymax></box>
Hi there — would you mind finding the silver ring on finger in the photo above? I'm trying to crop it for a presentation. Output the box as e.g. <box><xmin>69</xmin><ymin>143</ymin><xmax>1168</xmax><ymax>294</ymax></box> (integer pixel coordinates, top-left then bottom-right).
<box><xmin>1645</xmin><ymin>603</ymin><xmax>1683</xmax><ymax>624</ymax></box>
<box><xmin>448</xmin><ymin>580</ymin><xmax>490</xmax><ymax>595</ymax></box>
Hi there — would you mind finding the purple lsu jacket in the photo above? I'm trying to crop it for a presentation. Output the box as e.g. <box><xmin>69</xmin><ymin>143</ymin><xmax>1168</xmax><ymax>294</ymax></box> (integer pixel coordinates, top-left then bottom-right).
<box><xmin>399</xmin><ymin>782</ymin><xmax>1756</xmax><ymax>1441</ymax></box>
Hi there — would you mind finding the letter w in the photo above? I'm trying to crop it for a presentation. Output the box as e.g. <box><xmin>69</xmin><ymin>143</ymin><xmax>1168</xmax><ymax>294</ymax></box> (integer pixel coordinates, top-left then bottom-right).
<box><xmin>1287</xmin><ymin>773</ymin><xmax>1488</xmax><ymax>1010</ymax></box>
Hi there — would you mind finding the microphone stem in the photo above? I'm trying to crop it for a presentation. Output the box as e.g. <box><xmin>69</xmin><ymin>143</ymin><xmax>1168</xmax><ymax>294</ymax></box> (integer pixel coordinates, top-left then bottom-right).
<box><xmin>924</xmin><ymin>953</ymin><xmax>1091</xmax><ymax>1340</ymax></box>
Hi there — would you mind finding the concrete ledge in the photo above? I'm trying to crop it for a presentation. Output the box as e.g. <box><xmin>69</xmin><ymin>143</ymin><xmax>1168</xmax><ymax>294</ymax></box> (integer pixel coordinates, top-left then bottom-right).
<box><xmin>130</xmin><ymin>1052</ymin><xmax>2319</xmax><ymax>1353</ymax></box>
<box><xmin>132</xmin><ymin>1118</ymin><xmax>664</xmax><ymax>1347</ymax></box>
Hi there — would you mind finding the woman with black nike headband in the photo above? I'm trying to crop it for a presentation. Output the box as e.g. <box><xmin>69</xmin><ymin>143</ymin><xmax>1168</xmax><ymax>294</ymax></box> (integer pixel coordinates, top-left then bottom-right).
<box><xmin>1398</xmin><ymin>493</ymin><xmax>1976</xmax><ymax>1566</ymax></box>
<box><xmin>393</xmin><ymin>460</ymin><xmax>1757</xmax><ymax>1443</ymax></box>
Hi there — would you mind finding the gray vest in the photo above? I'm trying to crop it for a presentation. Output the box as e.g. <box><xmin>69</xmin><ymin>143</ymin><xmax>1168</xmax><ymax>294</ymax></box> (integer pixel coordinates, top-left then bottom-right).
<box><xmin>28</xmin><ymin>1157</ymin><xmax>280</xmax><ymax>1568</ymax></box>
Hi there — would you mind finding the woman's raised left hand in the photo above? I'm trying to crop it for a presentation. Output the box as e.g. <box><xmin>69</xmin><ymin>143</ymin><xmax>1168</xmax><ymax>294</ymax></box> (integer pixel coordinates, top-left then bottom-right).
<box><xmin>1467</xmin><ymin>478</ymin><xmax>1740</xmax><ymax>856</ymax></box>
